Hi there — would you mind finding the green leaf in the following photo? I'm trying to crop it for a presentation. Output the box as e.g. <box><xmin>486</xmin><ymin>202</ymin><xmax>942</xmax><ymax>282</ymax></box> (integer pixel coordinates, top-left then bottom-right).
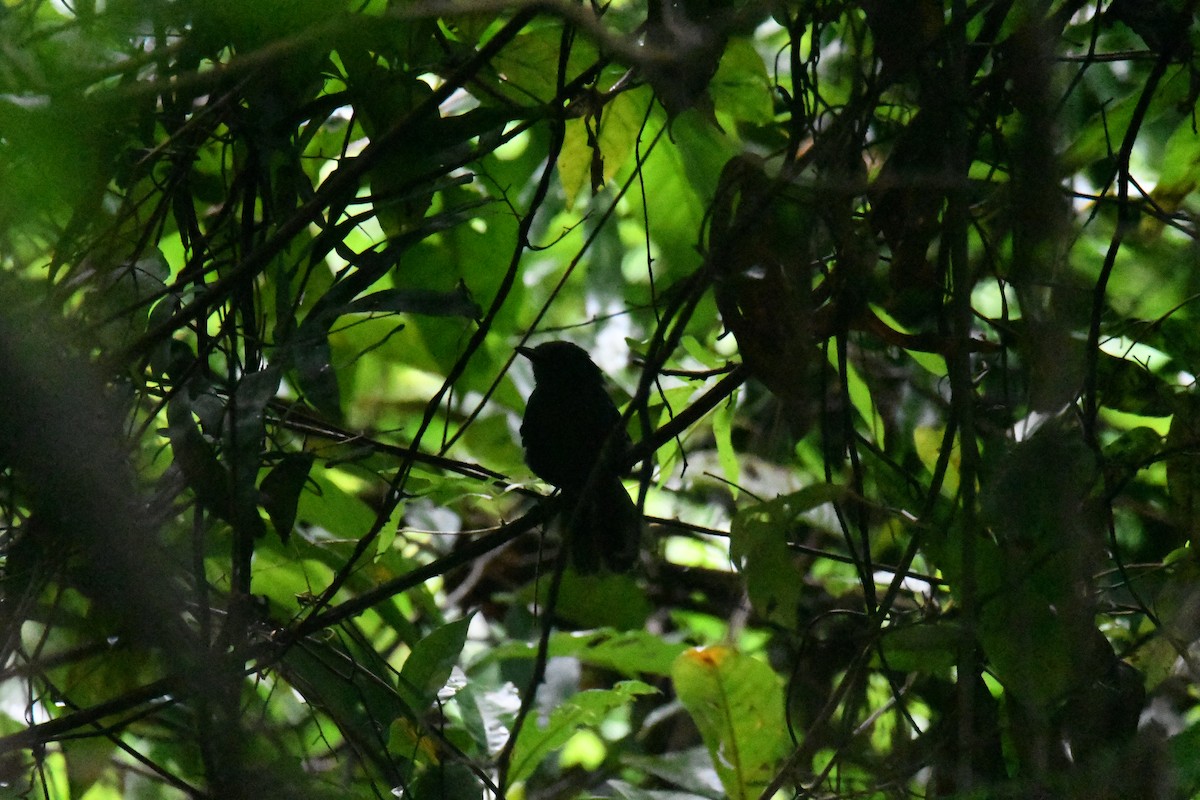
<box><xmin>1148</xmin><ymin>114</ymin><xmax>1200</xmax><ymax>216</ymax></box>
<box><xmin>671</xmin><ymin>646</ymin><xmax>789</xmax><ymax>800</ymax></box>
<box><xmin>259</xmin><ymin>452</ymin><xmax>315</xmax><ymax>543</ymax></box>
<box><xmin>712</xmin><ymin>397</ymin><xmax>739</xmax><ymax>496</ymax></box>
<box><xmin>913</xmin><ymin>424</ymin><xmax>959</xmax><ymax>497</ymax></box>
<box><xmin>485</xmin><ymin>628</ymin><xmax>689</xmax><ymax>677</ymax></box>
<box><xmin>1062</xmin><ymin>66</ymin><xmax>1190</xmax><ymax>171</ymax></box>
<box><xmin>398</xmin><ymin>615</ymin><xmax>474</xmax><ymax>712</ymax></box>
<box><xmin>491</xmin><ymin>25</ymin><xmax>599</xmax><ymax>103</ymax></box>
<box><xmin>278</xmin><ymin>634</ymin><xmax>410</xmax><ymax>769</ymax></box>
<box><xmin>874</xmin><ymin>623</ymin><xmax>963</xmax><ymax>674</ymax></box>
<box><xmin>841</xmin><ymin>356</ymin><xmax>884</xmax><ymax>442</ymax></box>
<box><xmin>710</xmin><ymin>37</ymin><xmax>773</xmax><ymax>127</ymax></box>
<box><xmin>1169</xmin><ymin>718</ymin><xmax>1200</xmax><ymax>795</ymax></box>
<box><xmin>730</xmin><ymin>490</ymin><xmax>850</xmax><ymax>624</ymax></box>
<box><xmin>559</xmin><ymin>88</ymin><xmax>654</xmax><ymax>208</ymax></box>
<box><xmin>548</xmin><ymin>571</ymin><xmax>655</xmax><ymax>630</ymax></box>
<box><xmin>508</xmin><ymin>681</ymin><xmax>658</xmax><ymax>785</ymax></box>
<box><xmin>637</xmin><ymin>127</ymin><xmax>711</xmax><ymax>276</ymax></box>
<box><xmin>295</xmin><ymin>470</ymin><xmax>377</xmax><ymax>541</ymax></box>
<box><xmin>292</xmin><ymin>318</ymin><xmax>343</xmax><ymax>420</ymax></box>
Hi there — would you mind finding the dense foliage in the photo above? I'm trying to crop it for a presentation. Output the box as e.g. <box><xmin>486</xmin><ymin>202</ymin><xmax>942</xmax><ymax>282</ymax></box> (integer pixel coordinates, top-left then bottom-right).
<box><xmin>2</xmin><ymin>0</ymin><xmax>1200</xmax><ymax>797</ymax></box>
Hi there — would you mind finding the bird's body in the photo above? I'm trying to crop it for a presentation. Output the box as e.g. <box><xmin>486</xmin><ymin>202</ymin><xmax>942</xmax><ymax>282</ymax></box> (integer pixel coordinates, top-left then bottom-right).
<box><xmin>518</xmin><ymin>341</ymin><xmax>640</xmax><ymax>572</ymax></box>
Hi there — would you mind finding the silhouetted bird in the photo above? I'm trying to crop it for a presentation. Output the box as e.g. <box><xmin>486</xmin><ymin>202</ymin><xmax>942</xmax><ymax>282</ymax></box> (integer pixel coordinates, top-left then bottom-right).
<box><xmin>518</xmin><ymin>341</ymin><xmax>640</xmax><ymax>572</ymax></box>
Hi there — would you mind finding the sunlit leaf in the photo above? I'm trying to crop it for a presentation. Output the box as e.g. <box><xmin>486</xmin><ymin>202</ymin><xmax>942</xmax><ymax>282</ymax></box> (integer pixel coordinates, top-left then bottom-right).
<box><xmin>671</xmin><ymin>646</ymin><xmax>789</xmax><ymax>800</ymax></box>
<box><xmin>508</xmin><ymin>681</ymin><xmax>658</xmax><ymax>785</ymax></box>
<box><xmin>712</xmin><ymin>396</ymin><xmax>739</xmax><ymax>495</ymax></box>
<box><xmin>710</xmin><ymin>38</ymin><xmax>774</xmax><ymax>127</ymax></box>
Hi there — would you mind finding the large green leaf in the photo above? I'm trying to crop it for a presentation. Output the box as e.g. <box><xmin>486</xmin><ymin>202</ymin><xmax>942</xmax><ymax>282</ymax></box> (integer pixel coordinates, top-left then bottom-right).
<box><xmin>671</xmin><ymin>646</ymin><xmax>789</xmax><ymax>800</ymax></box>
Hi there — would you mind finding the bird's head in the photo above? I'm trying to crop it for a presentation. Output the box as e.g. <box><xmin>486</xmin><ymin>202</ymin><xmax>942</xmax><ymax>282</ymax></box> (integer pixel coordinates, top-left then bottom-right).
<box><xmin>517</xmin><ymin>341</ymin><xmax>604</xmax><ymax>385</ymax></box>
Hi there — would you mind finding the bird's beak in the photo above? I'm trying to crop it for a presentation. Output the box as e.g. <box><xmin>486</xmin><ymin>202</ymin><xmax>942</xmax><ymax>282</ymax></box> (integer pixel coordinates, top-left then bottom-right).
<box><xmin>516</xmin><ymin>346</ymin><xmax>535</xmax><ymax>360</ymax></box>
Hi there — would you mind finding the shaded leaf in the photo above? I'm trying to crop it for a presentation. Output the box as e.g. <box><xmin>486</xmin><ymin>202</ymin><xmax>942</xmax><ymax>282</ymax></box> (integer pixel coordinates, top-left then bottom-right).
<box><xmin>260</xmin><ymin>452</ymin><xmax>315</xmax><ymax>543</ymax></box>
<box><xmin>398</xmin><ymin>614</ymin><xmax>474</xmax><ymax>712</ymax></box>
<box><xmin>1096</xmin><ymin>351</ymin><xmax>1174</xmax><ymax>417</ymax></box>
<box><xmin>729</xmin><ymin>488</ymin><xmax>852</xmax><ymax>624</ymax></box>
<box><xmin>874</xmin><ymin>623</ymin><xmax>963</xmax><ymax>674</ymax></box>
<box><xmin>165</xmin><ymin>393</ymin><xmax>231</xmax><ymax>519</ymax></box>
<box><xmin>1167</xmin><ymin>393</ymin><xmax>1200</xmax><ymax>550</ymax></box>
<box><xmin>344</xmin><ymin>286</ymin><xmax>481</xmax><ymax>319</ymax></box>
<box><xmin>292</xmin><ymin>318</ymin><xmax>343</xmax><ymax>420</ymax></box>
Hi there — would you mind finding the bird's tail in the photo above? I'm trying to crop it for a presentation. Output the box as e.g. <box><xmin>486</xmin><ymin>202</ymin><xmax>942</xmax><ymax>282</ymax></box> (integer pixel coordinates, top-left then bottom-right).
<box><xmin>562</xmin><ymin>479</ymin><xmax>641</xmax><ymax>573</ymax></box>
